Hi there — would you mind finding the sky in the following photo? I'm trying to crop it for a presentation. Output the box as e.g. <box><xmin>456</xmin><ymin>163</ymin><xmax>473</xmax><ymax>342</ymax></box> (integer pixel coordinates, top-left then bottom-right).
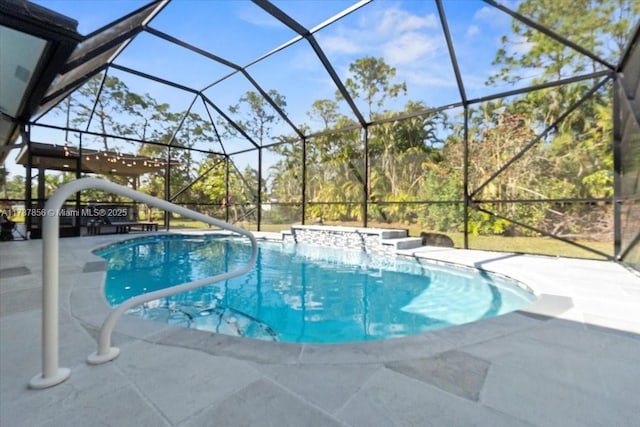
<box><xmin>6</xmin><ymin>0</ymin><xmax>606</xmax><ymax>178</ymax></box>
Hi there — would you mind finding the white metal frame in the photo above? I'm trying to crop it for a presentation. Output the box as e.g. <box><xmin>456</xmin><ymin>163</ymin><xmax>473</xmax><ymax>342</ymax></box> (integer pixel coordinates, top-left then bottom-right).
<box><xmin>29</xmin><ymin>177</ymin><xmax>258</xmax><ymax>389</ymax></box>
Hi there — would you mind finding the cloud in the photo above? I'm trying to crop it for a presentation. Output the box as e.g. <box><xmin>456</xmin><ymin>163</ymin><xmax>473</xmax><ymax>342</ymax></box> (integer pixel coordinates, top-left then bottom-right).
<box><xmin>317</xmin><ymin>5</ymin><xmax>443</xmax><ymax>67</ymax></box>
<box><xmin>466</xmin><ymin>25</ymin><xmax>480</xmax><ymax>38</ymax></box>
<box><xmin>375</xmin><ymin>8</ymin><xmax>438</xmax><ymax>34</ymax></box>
<box><xmin>236</xmin><ymin>3</ymin><xmax>286</xmax><ymax>29</ymax></box>
<box><xmin>383</xmin><ymin>32</ymin><xmax>439</xmax><ymax>64</ymax></box>
<box><xmin>319</xmin><ymin>34</ymin><xmax>363</xmax><ymax>55</ymax></box>
<box><xmin>473</xmin><ymin>5</ymin><xmax>511</xmax><ymax>28</ymax></box>
<box><xmin>289</xmin><ymin>50</ymin><xmax>324</xmax><ymax>71</ymax></box>
<box><xmin>401</xmin><ymin>70</ymin><xmax>459</xmax><ymax>88</ymax></box>
<box><xmin>473</xmin><ymin>6</ymin><xmax>497</xmax><ymax>22</ymax></box>
<box><xmin>311</xmin><ymin>2</ymin><xmax>467</xmax><ymax>105</ymax></box>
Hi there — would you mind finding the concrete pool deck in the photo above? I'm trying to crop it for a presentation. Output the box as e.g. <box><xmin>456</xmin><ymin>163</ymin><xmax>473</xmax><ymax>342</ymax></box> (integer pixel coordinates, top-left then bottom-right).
<box><xmin>1</xmin><ymin>232</ymin><xmax>639</xmax><ymax>426</ymax></box>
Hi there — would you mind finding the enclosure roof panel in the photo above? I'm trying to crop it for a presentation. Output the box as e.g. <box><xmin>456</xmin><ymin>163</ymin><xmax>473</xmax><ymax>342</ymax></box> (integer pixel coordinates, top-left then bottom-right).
<box><xmin>0</xmin><ymin>0</ymin><xmax>80</xmax><ymax>162</ymax></box>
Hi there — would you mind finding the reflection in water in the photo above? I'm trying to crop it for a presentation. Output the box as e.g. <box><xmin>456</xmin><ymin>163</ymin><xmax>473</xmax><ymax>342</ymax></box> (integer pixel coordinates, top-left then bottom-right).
<box><xmin>95</xmin><ymin>235</ymin><xmax>535</xmax><ymax>343</ymax></box>
<box><xmin>129</xmin><ymin>300</ymin><xmax>278</xmax><ymax>341</ymax></box>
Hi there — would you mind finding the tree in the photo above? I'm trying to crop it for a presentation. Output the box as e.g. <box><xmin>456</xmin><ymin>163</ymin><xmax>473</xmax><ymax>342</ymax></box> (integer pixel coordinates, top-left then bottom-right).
<box><xmin>227</xmin><ymin>90</ymin><xmax>286</xmax><ymax>146</ymax></box>
<box><xmin>338</xmin><ymin>56</ymin><xmax>406</xmax><ymax>120</ymax></box>
<box><xmin>488</xmin><ymin>0</ymin><xmax>639</xmax><ymax>86</ymax></box>
<box><xmin>43</xmin><ymin>172</ymin><xmax>76</xmax><ymax>198</ymax></box>
<box><xmin>307</xmin><ymin>99</ymin><xmax>340</xmax><ymax>129</ymax></box>
<box><xmin>168</xmin><ymin>111</ymin><xmax>218</xmax><ymax>203</ymax></box>
<box><xmin>189</xmin><ymin>154</ymin><xmax>228</xmax><ymax>217</ymax></box>
<box><xmin>479</xmin><ymin>0</ymin><xmax>638</xmax><ymax>238</ymax></box>
<box><xmin>302</xmin><ymin>100</ymin><xmax>364</xmax><ymax>221</ymax></box>
<box><xmin>117</xmin><ymin>92</ymin><xmax>169</xmax><ymax>142</ymax></box>
<box><xmin>268</xmin><ymin>135</ymin><xmax>303</xmax><ymax>204</ymax></box>
<box><xmin>6</xmin><ymin>175</ymin><xmax>25</xmax><ymax>200</ymax></box>
<box><xmin>57</xmin><ymin>74</ymin><xmax>132</xmax><ymax>151</ymax></box>
<box><xmin>368</xmin><ymin>101</ymin><xmax>446</xmax><ymax>200</ymax></box>
<box><xmin>221</xmin><ymin>90</ymin><xmax>287</xmax><ymax>225</ymax></box>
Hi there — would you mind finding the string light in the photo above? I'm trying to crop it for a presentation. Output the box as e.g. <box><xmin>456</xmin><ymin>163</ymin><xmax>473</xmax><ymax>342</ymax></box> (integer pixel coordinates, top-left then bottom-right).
<box><xmin>54</xmin><ymin>144</ymin><xmax>172</xmax><ymax>172</ymax></box>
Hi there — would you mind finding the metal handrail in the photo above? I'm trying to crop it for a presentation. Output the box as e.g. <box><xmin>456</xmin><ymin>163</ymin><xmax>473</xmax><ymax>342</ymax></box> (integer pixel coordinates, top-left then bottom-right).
<box><xmin>29</xmin><ymin>178</ymin><xmax>258</xmax><ymax>389</ymax></box>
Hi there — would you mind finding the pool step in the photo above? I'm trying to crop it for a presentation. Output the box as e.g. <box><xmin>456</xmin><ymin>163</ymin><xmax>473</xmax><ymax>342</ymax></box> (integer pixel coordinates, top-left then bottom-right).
<box><xmin>379</xmin><ymin>229</ymin><xmax>408</xmax><ymax>239</ymax></box>
<box><xmin>381</xmin><ymin>237</ymin><xmax>423</xmax><ymax>250</ymax></box>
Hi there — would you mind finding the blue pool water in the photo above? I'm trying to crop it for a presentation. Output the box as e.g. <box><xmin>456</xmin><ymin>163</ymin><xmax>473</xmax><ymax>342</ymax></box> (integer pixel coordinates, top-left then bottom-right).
<box><xmin>94</xmin><ymin>234</ymin><xmax>536</xmax><ymax>343</ymax></box>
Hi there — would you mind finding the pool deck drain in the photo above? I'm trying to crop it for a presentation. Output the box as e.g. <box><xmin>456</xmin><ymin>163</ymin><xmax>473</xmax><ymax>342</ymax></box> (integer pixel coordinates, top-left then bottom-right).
<box><xmin>1</xmin><ymin>231</ymin><xmax>639</xmax><ymax>426</ymax></box>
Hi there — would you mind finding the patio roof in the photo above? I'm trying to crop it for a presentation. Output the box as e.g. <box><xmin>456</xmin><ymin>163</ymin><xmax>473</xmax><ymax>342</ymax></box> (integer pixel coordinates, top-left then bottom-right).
<box><xmin>14</xmin><ymin>141</ymin><xmax>176</xmax><ymax>176</ymax></box>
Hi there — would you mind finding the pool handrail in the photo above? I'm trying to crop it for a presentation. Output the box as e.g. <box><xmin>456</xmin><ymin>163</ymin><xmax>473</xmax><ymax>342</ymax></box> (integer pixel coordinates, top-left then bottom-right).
<box><xmin>29</xmin><ymin>177</ymin><xmax>258</xmax><ymax>389</ymax></box>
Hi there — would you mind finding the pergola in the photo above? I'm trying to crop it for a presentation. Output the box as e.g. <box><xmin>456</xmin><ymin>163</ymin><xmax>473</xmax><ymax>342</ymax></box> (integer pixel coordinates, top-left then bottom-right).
<box><xmin>0</xmin><ymin>0</ymin><xmax>638</xmax><ymax>270</ymax></box>
<box><xmin>15</xmin><ymin>142</ymin><xmax>172</xmax><ymax>176</ymax></box>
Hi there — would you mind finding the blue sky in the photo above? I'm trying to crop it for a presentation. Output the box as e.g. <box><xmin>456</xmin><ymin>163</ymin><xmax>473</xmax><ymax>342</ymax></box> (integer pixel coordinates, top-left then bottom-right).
<box><xmin>11</xmin><ymin>0</ymin><xmax>590</xmax><ymax>176</ymax></box>
<box><xmin>28</xmin><ymin>1</ymin><xmax>526</xmax><ymax>123</ymax></box>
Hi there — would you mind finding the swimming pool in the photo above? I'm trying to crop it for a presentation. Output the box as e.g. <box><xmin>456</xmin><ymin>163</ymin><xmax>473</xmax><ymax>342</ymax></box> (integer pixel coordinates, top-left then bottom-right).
<box><xmin>94</xmin><ymin>234</ymin><xmax>536</xmax><ymax>343</ymax></box>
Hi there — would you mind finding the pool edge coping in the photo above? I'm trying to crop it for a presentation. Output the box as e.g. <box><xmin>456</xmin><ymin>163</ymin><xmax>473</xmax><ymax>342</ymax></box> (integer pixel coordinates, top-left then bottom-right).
<box><xmin>71</xmin><ymin>231</ymin><xmax>579</xmax><ymax>365</ymax></box>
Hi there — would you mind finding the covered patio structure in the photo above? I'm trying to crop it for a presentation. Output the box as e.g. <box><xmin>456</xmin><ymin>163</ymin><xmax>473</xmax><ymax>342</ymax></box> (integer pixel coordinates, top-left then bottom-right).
<box><xmin>14</xmin><ymin>141</ymin><xmax>172</xmax><ymax>237</ymax></box>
